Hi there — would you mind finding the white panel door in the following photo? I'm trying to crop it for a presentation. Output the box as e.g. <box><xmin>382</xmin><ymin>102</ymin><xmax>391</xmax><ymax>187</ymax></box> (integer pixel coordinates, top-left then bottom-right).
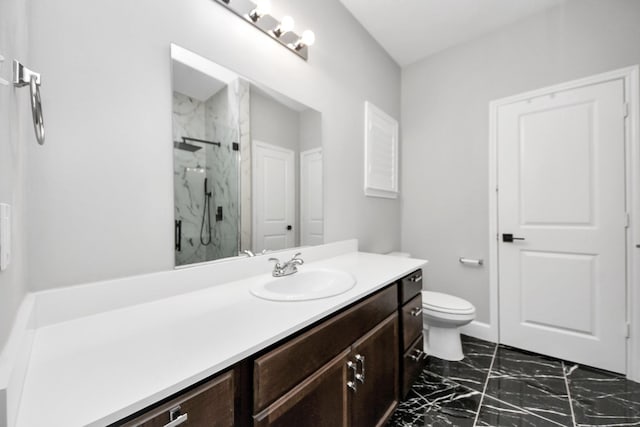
<box><xmin>300</xmin><ymin>148</ymin><xmax>323</xmax><ymax>246</ymax></box>
<box><xmin>497</xmin><ymin>79</ymin><xmax>627</xmax><ymax>373</ymax></box>
<box><xmin>252</xmin><ymin>140</ymin><xmax>295</xmax><ymax>252</ymax></box>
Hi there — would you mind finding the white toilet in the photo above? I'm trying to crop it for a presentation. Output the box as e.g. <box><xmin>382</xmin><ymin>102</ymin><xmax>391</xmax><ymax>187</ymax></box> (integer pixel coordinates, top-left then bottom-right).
<box><xmin>386</xmin><ymin>252</ymin><xmax>476</xmax><ymax>361</ymax></box>
<box><xmin>421</xmin><ymin>291</ymin><xmax>475</xmax><ymax>361</ymax></box>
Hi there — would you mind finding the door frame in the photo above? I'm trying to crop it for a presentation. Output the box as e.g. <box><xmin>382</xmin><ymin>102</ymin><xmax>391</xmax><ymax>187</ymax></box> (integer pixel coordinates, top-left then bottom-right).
<box><xmin>488</xmin><ymin>66</ymin><xmax>640</xmax><ymax>381</ymax></box>
<box><xmin>300</xmin><ymin>147</ymin><xmax>323</xmax><ymax>246</ymax></box>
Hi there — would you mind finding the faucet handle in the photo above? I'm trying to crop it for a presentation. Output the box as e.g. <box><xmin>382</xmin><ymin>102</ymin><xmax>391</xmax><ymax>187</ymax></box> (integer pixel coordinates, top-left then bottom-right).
<box><xmin>268</xmin><ymin>257</ymin><xmax>281</xmax><ymax>266</ymax></box>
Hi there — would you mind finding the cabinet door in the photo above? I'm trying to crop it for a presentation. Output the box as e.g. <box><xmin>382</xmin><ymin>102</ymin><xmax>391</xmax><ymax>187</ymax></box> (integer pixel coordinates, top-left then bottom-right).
<box><xmin>253</xmin><ymin>349</ymin><xmax>350</xmax><ymax>427</ymax></box>
<box><xmin>350</xmin><ymin>313</ymin><xmax>399</xmax><ymax>427</ymax></box>
<box><xmin>121</xmin><ymin>370</ymin><xmax>234</xmax><ymax>427</ymax></box>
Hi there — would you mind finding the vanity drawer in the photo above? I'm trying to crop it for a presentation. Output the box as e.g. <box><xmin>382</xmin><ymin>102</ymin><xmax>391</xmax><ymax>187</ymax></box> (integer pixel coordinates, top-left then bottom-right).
<box><xmin>401</xmin><ymin>293</ymin><xmax>423</xmax><ymax>349</ymax></box>
<box><xmin>399</xmin><ymin>269</ymin><xmax>422</xmax><ymax>305</ymax></box>
<box><xmin>121</xmin><ymin>370</ymin><xmax>234</xmax><ymax>427</ymax></box>
<box><xmin>401</xmin><ymin>335</ymin><xmax>426</xmax><ymax>398</ymax></box>
<box><xmin>253</xmin><ymin>285</ymin><xmax>397</xmax><ymax>413</ymax></box>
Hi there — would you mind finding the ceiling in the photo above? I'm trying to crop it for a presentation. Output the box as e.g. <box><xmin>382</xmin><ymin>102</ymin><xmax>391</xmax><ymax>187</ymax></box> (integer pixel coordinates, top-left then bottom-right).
<box><xmin>339</xmin><ymin>0</ymin><xmax>566</xmax><ymax>67</ymax></box>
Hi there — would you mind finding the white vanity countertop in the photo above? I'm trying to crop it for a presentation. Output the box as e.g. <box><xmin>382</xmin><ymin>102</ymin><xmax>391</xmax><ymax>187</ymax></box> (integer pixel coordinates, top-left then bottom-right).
<box><xmin>15</xmin><ymin>252</ymin><xmax>426</xmax><ymax>427</ymax></box>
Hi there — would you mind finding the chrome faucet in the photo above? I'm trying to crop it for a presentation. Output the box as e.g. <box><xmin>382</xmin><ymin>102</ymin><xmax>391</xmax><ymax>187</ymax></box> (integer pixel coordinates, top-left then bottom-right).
<box><xmin>269</xmin><ymin>252</ymin><xmax>304</xmax><ymax>277</ymax></box>
<box><xmin>241</xmin><ymin>249</ymin><xmax>267</xmax><ymax>257</ymax></box>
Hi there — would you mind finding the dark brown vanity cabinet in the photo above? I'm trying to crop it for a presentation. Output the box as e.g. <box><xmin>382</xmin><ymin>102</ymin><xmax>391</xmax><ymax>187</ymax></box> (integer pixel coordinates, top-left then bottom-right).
<box><xmin>115</xmin><ymin>275</ymin><xmax>427</xmax><ymax>427</ymax></box>
<box><xmin>252</xmin><ymin>286</ymin><xmax>399</xmax><ymax>427</ymax></box>
<box><xmin>120</xmin><ymin>369</ymin><xmax>235</xmax><ymax>427</ymax></box>
<box><xmin>398</xmin><ymin>270</ymin><xmax>427</xmax><ymax>397</ymax></box>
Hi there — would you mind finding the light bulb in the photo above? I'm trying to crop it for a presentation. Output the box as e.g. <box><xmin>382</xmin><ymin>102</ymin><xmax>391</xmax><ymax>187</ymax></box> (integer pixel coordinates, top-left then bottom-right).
<box><xmin>280</xmin><ymin>16</ymin><xmax>295</xmax><ymax>33</ymax></box>
<box><xmin>273</xmin><ymin>15</ymin><xmax>294</xmax><ymax>37</ymax></box>
<box><xmin>301</xmin><ymin>30</ymin><xmax>315</xmax><ymax>47</ymax></box>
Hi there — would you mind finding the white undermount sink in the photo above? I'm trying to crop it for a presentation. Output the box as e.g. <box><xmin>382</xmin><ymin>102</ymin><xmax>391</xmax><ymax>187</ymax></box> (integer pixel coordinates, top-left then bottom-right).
<box><xmin>250</xmin><ymin>268</ymin><xmax>357</xmax><ymax>301</ymax></box>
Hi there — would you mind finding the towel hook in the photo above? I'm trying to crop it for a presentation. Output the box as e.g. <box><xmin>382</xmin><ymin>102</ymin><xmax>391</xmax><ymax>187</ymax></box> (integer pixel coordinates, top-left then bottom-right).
<box><xmin>13</xmin><ymin>60</ymin><xmax>45</xmax><ymax>145</ymax></box>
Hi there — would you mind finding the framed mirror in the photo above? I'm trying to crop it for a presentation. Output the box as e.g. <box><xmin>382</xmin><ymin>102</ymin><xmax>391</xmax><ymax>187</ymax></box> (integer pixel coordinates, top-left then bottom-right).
<box><xmin>171</xmin><ymin>45</ymin><xmax>323</xmax><ymax>267</ymax></box>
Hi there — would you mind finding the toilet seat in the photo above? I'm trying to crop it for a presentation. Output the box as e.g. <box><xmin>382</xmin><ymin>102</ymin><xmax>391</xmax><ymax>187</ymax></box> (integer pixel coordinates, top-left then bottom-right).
<box><xmin>421</xmin><ymin>291</ymin><xmax>475</xmax><ymax>315</ymax></box>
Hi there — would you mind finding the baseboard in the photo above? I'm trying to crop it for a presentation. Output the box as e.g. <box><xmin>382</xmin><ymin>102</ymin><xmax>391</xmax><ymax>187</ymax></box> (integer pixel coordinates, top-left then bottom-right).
<box><xmin>460</xmin><ymin>320</ymin><xmax>497</xmax><ymax>343</ymax></box>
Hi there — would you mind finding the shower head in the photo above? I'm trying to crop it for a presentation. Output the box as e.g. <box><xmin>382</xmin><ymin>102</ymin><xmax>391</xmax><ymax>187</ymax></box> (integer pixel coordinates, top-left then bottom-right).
<box><xmin>173</xmin><ymin>140</ymin><xmax>202</xmax><ymax>152</ymax></box>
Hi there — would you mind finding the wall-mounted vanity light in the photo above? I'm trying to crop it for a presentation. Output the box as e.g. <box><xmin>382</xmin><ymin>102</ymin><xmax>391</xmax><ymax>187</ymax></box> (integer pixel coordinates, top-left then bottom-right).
<box><xmin>294</xmin><ymin>30</ymin><xmax>316</xmax><ymax>52</ymax></box>
<box><xmin>248</xmin><ymin>0</ymin><xmax>270</xmax><ymax>22</ymax></box>
<box><xmin>272</xmin><ymin>15</ymin><xmax>294</xmax><ymax>38</ymax></box>
<box><xmin>214</xmin><ymin>0</ymin><xmax>315</xmax><ymax>61</ymax></box>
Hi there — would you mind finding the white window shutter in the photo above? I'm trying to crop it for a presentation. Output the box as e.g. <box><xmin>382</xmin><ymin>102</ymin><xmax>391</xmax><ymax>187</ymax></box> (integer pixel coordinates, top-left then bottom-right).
<box><xmin>364</xmin><ymin>101</ymin><xmax>399</xmax><ymax>198</ymax></box>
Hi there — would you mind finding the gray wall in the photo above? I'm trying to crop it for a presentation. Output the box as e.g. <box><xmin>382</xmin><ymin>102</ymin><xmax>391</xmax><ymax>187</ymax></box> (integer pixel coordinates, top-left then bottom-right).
<box><xmin>0</xmin><ymin>0</ymin><xmax>29</xmax><ymax>351</ymax></box>
<box><xmin>23</xmin><ymin>0</ymin><xmax>400</xmax><ymax>294</ymax></box>
<box><xmin>401</xmin><ymin>0</ymin><xmax>640</xmax><ymax>324</ymax></box>
<box><xmin>250</xmin><ymin>90</ymin><xmax>300</xmax><ymax>153</ymax></box>
<box><xmin>300</xmin><ymin>109</ymin><xmax>322</xmax><ymax>153</ymax></box>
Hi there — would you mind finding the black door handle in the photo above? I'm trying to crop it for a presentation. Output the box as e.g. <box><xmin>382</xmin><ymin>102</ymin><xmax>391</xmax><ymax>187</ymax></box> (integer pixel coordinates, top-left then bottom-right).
<box><xmin>503</xmin><ymin>233</ymin><xmax>525</xmax><ymax>243</ymax></box>
<box><xmin>287</xmin><ymin>225</ymin><xmax>292</xmax><ymax>230</ymax></box>
<box><xmin>175</xmin><ymin>219</ymin><xmax>182</xmax><ymax>251</ymax></box>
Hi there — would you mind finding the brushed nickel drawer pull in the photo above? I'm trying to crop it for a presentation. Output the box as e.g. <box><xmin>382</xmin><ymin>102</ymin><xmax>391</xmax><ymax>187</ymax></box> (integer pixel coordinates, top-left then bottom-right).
<box><xmin>347</xmin><ymin>361</ymin><xmax>358</xmax><ymax>391</ymax></box>
<box><xmin>410</xmin><ymin>307</ymin><xmax>423</xmax><ymax>317</ymax></box>
<box><xmin>408</xmin><ymin>275</ymin><xmax>422</xmax><ymax>282</ymax></box>
<box><xmin>409</xmin><ymin>349</ymin><xmax>424</xmax><ymax>362</ymax></box>
<box><xmin>163</xmin><ymin>413</ymin><xmax>188</xmax><ymax>427</ymax></box>
<box><xmin>355</xmin><ymin>354</ymin><xmax>365</xmax><ymax>383</ymax></box>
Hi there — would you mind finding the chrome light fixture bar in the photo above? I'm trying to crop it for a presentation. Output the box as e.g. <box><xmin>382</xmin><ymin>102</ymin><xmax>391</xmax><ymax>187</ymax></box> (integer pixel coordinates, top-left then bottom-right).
<box><xmin>214</xmin><ymin>0</ymin><xmax>315</xmax><ymax>61</ymax></box>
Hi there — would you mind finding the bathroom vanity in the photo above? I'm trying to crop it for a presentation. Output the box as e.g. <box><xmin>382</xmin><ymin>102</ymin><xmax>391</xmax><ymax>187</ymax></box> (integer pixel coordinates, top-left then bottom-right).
<box><xmin>2</xmin><ymin>241</ymin><xmax>427</xmax><ymax>427</ymax></box>
<box><xmin>116</xmin><ymin>271</ymin><xmax>423</xmax><ymax>427</ymax></box>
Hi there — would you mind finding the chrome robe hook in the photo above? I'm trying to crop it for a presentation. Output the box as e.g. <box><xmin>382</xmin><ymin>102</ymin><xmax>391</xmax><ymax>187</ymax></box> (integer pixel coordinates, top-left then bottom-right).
<box><xmin>13</xmin><ymin>60</ymin><xmax>45</xmax><ymax>145</ymax></box>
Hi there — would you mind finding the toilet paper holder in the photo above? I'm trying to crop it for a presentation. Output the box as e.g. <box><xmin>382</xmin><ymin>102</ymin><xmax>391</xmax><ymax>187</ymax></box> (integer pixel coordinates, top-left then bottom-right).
<box><xmin>459</xmin><ymin>257</ymin><xmax>483</xmax><ymax>266</ymax></box>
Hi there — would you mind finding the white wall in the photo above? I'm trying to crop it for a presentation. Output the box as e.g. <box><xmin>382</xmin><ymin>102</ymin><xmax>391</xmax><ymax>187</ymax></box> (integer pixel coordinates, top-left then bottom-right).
<box><xmin>25</xmin><ymin>0</ymin><xmax>401</xmax><ymax>293</ymax></box>
<box><xmin>0</xmin><ymin>0</ymin><xmax>29</xmax><ymax>351</ymax></box>
<box><xmin>401</xmin><ymin>0</ymin><xmax>640</xmax><ymax>324</ymax></box>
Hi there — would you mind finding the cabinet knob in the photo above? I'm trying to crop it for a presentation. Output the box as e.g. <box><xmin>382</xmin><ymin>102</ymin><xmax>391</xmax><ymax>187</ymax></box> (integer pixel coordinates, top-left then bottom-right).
<box><xmin>408</xmin><ymin>275</ymin><xmax>422</xmax><ymax>282</ymax></box>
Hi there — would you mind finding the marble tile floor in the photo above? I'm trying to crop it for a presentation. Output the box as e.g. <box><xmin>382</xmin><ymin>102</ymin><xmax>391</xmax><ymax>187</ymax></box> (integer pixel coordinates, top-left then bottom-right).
<box><xmin>387</xmin><ymin>335</ymin><xmax>640</xmax><ymax>427</ymax></box>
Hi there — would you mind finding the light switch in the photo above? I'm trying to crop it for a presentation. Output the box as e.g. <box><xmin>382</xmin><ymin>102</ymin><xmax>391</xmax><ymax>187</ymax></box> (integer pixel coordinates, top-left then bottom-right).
<box><xmin>0</xmin><ymin>54</ymin><xmax>8</xmax><ymax>86</ymax></box>
<box><xmin>0</xmin><ymin>203</ymin><xmax>10</xmax><ymax>271</ymax></box>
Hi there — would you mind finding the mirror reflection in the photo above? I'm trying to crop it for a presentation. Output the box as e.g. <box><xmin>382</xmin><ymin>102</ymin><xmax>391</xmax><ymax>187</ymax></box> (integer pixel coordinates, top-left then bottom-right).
<box><xmin>171</xmin><ymin>45</ymin><xmax>323</xmax><ymax>267</ymax></box>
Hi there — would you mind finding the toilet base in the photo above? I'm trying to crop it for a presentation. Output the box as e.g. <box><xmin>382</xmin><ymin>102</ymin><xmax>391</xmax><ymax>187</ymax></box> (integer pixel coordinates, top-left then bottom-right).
<box><xmin>423</xmin><ymin>326</ymin><xmax>464</xmax><ymax>361</ymax></box>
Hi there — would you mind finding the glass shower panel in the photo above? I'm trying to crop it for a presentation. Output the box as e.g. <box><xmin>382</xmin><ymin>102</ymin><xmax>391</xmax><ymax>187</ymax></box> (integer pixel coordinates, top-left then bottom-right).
<box><xmin>204</xmin><ymin>124</ymin><xmax>240</xmax><ymax>261</ymax></box>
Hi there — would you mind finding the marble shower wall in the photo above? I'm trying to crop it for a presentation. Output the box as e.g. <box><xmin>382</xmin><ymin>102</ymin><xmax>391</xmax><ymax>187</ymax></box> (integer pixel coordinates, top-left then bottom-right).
<box><xmin>173</xmin><ymin>92</ymin><xmax>208</xmax><ymax>266</ymax></box>
<box><xmin>204</xmin><ymin>85</ymin><xmax>240</xmax><ymax>260</ymax></box>
<box><xmin>172</xmin><ymin>81</ymin><xmax>244</xmax><ymax>266</ymax></box>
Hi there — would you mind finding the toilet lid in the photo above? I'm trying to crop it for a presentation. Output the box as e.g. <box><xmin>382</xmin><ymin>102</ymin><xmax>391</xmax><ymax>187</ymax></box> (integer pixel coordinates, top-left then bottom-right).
<box><xmin>422</xmin><ymin>291</ymin><xmax>475</xmax><ymax>314</ymax></box>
